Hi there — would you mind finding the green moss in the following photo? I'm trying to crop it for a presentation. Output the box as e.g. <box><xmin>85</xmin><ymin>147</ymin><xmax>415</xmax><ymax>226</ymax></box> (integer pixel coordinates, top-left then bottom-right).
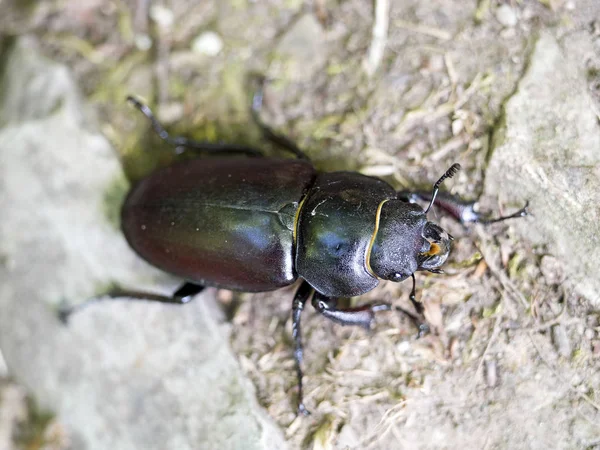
<box><xmin>0</xmin><ymin>37</ymin><xmax>17</xmax><ymax>125</ymax></box>
<box><xmin>454</xmin><ymin>252</ymin><xmax>483</xmax><ymax>269</ymax></box>
<box><xmin>311</xmin><ymin>415</ymin><xmax>339</xmax><ymax>449</ymax></box>
<box><xmin>94</xmin><ymin>280</ymin><xmax>124</xmax><ymax>298</ymax></box>
<box><xmin>13</xmin><ymin>396</ymin><xmax>55</xmax><ymax>450</ymax></box>
<box><xmin>508</xmin><ymin>253</ymin><xmax>526</xmax><ymax>279</ymax></box>
<box><xmin>482</xmin><ymin>302</ymin><xmax>502</xmax><ymax>318</ymax></box>
<box><xmin>102</xmin><ymin>175</ymin><xmax>130</xmax><ymax>230</ymax></box>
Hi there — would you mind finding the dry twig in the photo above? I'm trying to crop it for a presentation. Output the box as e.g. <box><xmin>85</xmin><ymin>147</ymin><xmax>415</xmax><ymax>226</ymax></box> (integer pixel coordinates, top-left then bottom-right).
<box><xmin>363</xmin><ymin>0</ymin><xmax>390</xmax><ymax>77</ymax></box>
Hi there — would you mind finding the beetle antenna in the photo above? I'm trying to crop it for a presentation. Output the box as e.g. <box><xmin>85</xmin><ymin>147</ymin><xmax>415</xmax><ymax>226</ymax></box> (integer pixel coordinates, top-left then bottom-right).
<box><xmin>425</xmin><ymin>163</ymin><xmax>461</xmax><ymax>214</ymax></box>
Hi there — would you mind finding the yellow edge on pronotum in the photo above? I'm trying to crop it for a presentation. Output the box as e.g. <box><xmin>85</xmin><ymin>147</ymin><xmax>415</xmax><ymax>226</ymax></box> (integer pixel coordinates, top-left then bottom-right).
<box><xmin>365</xmin><ymin>199</ymin><xmax>389</xmax><ymax>278</ymax></box>
<box><xmin>292</xmin><ymin>195</ymin><xmax>308</xmax><ymax>245</ymax></box>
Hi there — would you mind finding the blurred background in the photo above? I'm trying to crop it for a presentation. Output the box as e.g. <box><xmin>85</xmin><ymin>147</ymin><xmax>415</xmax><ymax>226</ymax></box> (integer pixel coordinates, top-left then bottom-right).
<box><xmin>1</xmin><ymin>0</ymin><xmax>599</xmax><ymax>449</ymax></box>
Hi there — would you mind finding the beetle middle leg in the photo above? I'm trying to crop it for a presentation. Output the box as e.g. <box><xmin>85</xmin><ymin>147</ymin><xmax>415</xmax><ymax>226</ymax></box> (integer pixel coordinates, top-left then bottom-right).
<box><xmin>58</xmin><ymin>282</ymin><xmax>204</xmax><ymax>323</ymax></box>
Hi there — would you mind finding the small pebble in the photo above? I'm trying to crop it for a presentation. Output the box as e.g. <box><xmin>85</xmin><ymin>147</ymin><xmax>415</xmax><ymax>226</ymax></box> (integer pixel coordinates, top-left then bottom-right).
<box><xmin>150</xmin><ymin>4</ymin><xmax>174</xmax><ymax>29</ymax></box>
<box><xmin>337</xmin><ymin>424</ymin><xmax>359</xmax><ymax>448</ymax></box>
<box><xmin>484</xmin><ymin>359</ymin><xmax>499</xmax><ymax>388</ymax></box>
<box><xmin>551</xmin><ymin>325</ymin><xmax>572</xmax><ymax>358</ymax></box>
<box><xmin>192</xmin><ymin>31</ymin><xmax>224</xmax><ymax>56</ymax></box>
<box><xmin>496</xmin><ymin>4</ymin><xmax>518</xmax><ymax>28</ymax></box>
<box><xmin>135</xmin><ymin>33</ymin><xmax>152</xmax><ymax>51</ymax></box>
<box><xmin>452</xmin><ymin>118</ymin><xmax>464</xmax><ymax>136</ymax></box>
<box><xmin>0</xmin><ymin>348</ymin><xmax>8</xmax><ymax>376</ymax></box>
<box><xmin>157</xmin><ymin>102</ymin><xmax>184</xmax><ymax>125</ymax></box>
<box><xmin>540</xmin><ymin>255</ymin><xmax>565</xmax><ymax>285</ymax></box>
<box><xmin>584</xmin><ymin>328</ymin><xmax>595</xmax><ymax>340</ymax></box>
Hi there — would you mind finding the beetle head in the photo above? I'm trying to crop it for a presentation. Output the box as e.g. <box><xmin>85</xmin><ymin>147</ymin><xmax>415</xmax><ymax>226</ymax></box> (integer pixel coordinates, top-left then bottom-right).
<box><xmin>417</xmin><ymin>222</ymin><xmax>453</xmax><ymax>272</ymax></box>
<box><xmin>368</xmin><ymin>201</ymin><xmax>453</xmax><ymax>282</ymax></box>
<box><xmin>369</xmin><ymin>200</ymin><xmax>425</xmax><ymax>283</ymax></box>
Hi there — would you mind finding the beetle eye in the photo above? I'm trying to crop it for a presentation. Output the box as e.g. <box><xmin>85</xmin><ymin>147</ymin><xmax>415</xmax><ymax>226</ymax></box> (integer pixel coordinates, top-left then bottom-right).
<box><xmin>391</xmin><ymin>272</ymin><xmax>406</xmax><ymax>282</ymax></box>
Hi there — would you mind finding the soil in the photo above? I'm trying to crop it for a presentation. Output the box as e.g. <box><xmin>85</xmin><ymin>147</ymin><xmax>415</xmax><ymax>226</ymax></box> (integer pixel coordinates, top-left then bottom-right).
<box><xmin>1</xmin><ymin>0</ymin><xmax>599</xmax><ymax>448</ymax></box>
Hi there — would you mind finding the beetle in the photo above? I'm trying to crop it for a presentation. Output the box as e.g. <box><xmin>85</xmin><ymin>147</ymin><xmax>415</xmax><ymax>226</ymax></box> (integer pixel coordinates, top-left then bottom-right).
<box><xmin>62</xmin><ymin>86</ymin><xmax>528</xmax><ymax>415</ymax></box>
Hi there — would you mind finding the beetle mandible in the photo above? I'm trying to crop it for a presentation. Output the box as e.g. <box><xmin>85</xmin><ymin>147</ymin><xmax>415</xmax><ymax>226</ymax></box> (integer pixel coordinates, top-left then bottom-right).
<box><xmin>62</xmin><ymin>85</ymin><xmax>528</xmax><ymax>415</ymax></box>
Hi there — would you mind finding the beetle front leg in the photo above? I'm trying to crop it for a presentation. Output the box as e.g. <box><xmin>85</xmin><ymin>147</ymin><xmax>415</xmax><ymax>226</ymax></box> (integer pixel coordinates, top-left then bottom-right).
<box><xmin>58</xmin><ymin>282</ymin><xmax>205</xmax><ymax>323</ymax></box>
<box><xmin>311</xmin><ymin>293</ymin><xmax>391</xmax><ymax>329</ymax></box>
<box><xmin>398</xmin><ymin>191</ymin><xmax>529</xmax><ymax>225</ymax></box>
<box><xmin>291</xmin><ymin>280</ymin><xmax>315</xmax><ymax>416</ymax></box>
<box><xmin>313</xmin><ymin>290</ymin><xmax>429</xmax><ymax>337</ymax></box>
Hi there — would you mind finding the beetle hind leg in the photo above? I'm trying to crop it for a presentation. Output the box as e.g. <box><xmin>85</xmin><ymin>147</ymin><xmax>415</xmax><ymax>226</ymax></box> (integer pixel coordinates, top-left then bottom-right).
<box><xmin>127</xmin><ymin>96</ymin><xmax>264</xmax><ymax>157</ymax></box>
<box><xmin>58</xmin><ymin>282</ymin><xmax>205</xmax><ymax>323</ymax></box>
<box><xmin>250</xmin><ymin>79</ymin><xmax>311</xmax><ymax>161</ymax></box>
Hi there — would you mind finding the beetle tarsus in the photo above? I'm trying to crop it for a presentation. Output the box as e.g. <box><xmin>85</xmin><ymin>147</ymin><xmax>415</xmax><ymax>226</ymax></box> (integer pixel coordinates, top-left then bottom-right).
<box><xmin>297</xmin><ymin>402</ymin><xmax>311</xmax><ymax>417</ymax></box>
<box><xmin>57</xmin><ymin>303</ymin><xmax>74</xmax><ymax>324</ymax></box>
<box><xmin>477</xmin><ymin>200</ymin><xmax>530</xmax><ymax>224</ymax></box>
<box><xmin>416</xmin><ymin>322</ymin><xmax>430</xmax><ymax>338</ymax></box>
<box><xmin>408</xmin><ymin>274</ymin><xmax>423</xmax><ymax>315</ymax></box>
<box><xmin>172</xmin><ymin>283</ymin><xmax>205</xmax><ymax>303</ymax></box>
<box><xmin>394</xmin><ymin>306</ymin><xmax>429</xmax><ymax>338</ymax></box>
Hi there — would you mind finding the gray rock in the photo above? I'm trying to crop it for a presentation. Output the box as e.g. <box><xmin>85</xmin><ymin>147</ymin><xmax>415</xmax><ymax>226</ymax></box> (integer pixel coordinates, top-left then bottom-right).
<box><xmin>485</xmin><ymin>32</ymin><xmax>600</xmax><ymax>308</ymax></box>
<box><xmin>0</xmin><ymin>37</ymin><xmax>286</xmax><ymax>450</ymax></box>
<box><xmin>551</xmin><ymin>325</ymin><xmax>572</xmax><ymax>358</ymax></box>
<box><xmin>273</xmin><ymin>14</ymin><xmax>327</xmax><ymax>81</ymax></box>
<box><xmin>495</xmin><ymin>4</ymin><xmax>518</xmax><ymax>28</ymax></box>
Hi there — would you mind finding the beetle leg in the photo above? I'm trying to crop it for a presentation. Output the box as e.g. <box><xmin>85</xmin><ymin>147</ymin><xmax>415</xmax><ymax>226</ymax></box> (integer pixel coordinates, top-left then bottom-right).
<box><xmin>127</xmin><ymin>96</ymin><xmax>263</xmax><ymax>157</ymax></box>
<box><xmin>291</xmin><ymin>280</ymin><xmax>314</xmax><ymax>416</ymax></box>
<box><xmin>398</xmin><ymin>190</ymin><xmax>529</xmax><ymax>225</ymax></box>
<box><xmin>408</xmin><ymin>274</ymin><xmax>422</xmax><ymax>314</ymax></box>
<box><xmin>393</xmin><ymin>275</ymin><xmax>430</xmax><ymax>337</ymax></box>
<box><xmin>250</xmin><ymin>80</ymin><xmax>311</xmax><ymax>161</ymax></box>
<box><xmin>312</xmin><ymin>289</ymin><xmax>430</xmax><ymax>338</ymax></box>
<box><xmin>311</xmin><ymin>292</ymin><xmax>391</xmax><ymax>329</ymax></box>
<box><xmin>58</xmin><ymin>282</ymin><xmax>205</xmax><ymax>323</ymax></box>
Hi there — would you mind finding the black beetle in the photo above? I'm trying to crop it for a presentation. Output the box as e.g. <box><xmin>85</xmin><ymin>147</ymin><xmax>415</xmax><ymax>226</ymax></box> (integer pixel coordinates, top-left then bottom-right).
<box><xmin>62</xmin><ymin>86</ymin><xmax>528</xmax><ymax>415</ymax></box>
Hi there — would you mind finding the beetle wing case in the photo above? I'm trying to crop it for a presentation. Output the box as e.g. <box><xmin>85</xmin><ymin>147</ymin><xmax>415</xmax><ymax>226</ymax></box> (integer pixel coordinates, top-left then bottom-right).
<box><xmin>295</xmin><ymin>172</ymin><xmax>396</xmax><ymax>297</ymax></box>
<box><xmin>122</xmin><ymin>158</ymin><xmax>316</xmax><ymax>291</ymax></box>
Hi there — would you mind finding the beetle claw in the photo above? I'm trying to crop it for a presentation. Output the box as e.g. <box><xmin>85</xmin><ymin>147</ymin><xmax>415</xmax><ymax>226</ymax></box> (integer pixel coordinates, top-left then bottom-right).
<box><xmin>297</xmin><ymin>403</ymin><xmax>311</xmax><ymax>416</ymax></box>
<box><xmin>416</xmin><ymin>322</ymin><xmax>430</xmax><ymax>339</ymax></box>
<box><xmin>58</xmin><ymin>308</ymin><xmax>71</xmax><ymax>325</ymax></box>
<box><xmin>57</xmin><ymin>301</ymin><xmax>74</xmax><ymax>325</ymax></box>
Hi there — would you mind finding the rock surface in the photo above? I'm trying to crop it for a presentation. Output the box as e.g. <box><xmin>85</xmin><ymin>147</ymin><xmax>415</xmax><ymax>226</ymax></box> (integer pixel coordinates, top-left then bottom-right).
<box><xmin>486</xmin><ymin>31</ymin><xmax>600</xmax><ymax>308</ymax></box>
<box><xmin>2</xmin><ymin>1</ymin><xmax>600</xmax><ymax>448</ymax></box>
<box><xmin>273</xmin><ymin>13</ymin><xmax>328</xmax><ymax>81</ymax></box>
<box><xmin>0</xmin><ymin>38</ymin><xmax>286</xmax><ymax>450</ymax></box>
